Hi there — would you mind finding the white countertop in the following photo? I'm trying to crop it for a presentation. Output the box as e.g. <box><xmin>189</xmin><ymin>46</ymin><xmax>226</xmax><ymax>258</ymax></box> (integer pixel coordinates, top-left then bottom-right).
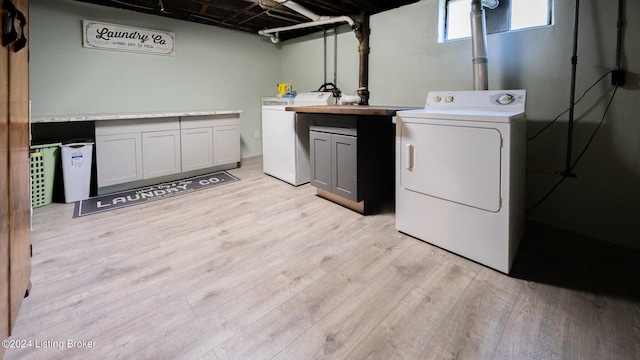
<box><xmin>31</xmin><ymin>110</ymin><xmax>243</xmax><ymax>123</ymax></box>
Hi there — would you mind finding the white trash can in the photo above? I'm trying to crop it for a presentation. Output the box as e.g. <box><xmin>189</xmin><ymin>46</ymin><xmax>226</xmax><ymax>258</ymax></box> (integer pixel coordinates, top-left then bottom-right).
<box><xmin>61</xmin><ymin>140</ymin><xmax>94</xmax><ymax>203</ymax></box>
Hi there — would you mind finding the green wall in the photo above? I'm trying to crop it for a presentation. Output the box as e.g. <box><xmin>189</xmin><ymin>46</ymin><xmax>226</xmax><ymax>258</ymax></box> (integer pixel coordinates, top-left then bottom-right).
<box><xmin>30</xmin><ymin>0</ymin><xmax>282</xmax><ymax>158</ymax></box>
<box><xmin>280</xmin><ymin>0</ymin><xmax>640</xmax><ymax>249</ymax></box>
<box><xmin>30</xmin><ymin>0</ymin><xmax>640</xmax><ymax>249</ymax></box>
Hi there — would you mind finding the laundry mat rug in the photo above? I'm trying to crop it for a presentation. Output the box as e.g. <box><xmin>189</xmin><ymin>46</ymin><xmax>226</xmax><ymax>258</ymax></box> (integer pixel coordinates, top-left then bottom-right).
<box><xmin>73</xmin><ymin>171</ymin><xmax>239</xmax><ymax>218</ymax></box>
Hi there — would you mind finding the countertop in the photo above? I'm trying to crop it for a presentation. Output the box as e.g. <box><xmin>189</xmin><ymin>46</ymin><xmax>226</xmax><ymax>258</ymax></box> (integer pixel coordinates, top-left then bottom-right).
<box><xmin>285</xmin><ymin>105</ymin><xmax>418</xmax><ymax>116</ymax></box>
<box><xmin>31</xmin><ymin>110</ymin><xmax>243</xmax><ymax>123</ymax></box>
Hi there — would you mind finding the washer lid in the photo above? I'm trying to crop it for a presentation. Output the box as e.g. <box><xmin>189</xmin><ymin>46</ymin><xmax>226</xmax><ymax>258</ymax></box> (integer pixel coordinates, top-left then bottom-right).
<box><xmin>262</xmin><ymin>104</ymin><xmax>291</xmax><ymax>110</ymax></box>
<box><xmin>294</xmin><ymin>92</ymin><xmax>335</xmax><ymax>105</ymax></box>
<box><xmin>262</xmin><ymin>97</ymin><xmax>294</xmax><ymax>106</ymax></box>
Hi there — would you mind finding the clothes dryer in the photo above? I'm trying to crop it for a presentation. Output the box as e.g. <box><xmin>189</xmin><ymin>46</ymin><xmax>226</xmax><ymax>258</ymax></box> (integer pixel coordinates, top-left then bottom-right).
<box><xmin>396</xmin><ymin>90</ymin><xmax>526</xmax><ymax>273</ymax></box>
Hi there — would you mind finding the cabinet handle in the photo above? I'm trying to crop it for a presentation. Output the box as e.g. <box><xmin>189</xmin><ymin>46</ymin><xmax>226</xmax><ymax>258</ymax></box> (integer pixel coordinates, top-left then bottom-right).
<box><xmin>405</xmin><ymin>143</ymin><xmax>414</xmax><ymax>170</ymax></box>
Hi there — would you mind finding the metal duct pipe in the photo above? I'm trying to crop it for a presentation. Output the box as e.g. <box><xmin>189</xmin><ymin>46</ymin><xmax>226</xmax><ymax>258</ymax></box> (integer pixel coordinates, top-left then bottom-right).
<box><xmin>471</xmin><ymin>0</ymin><xmax>489</xmax><ymax>90</ymax></box>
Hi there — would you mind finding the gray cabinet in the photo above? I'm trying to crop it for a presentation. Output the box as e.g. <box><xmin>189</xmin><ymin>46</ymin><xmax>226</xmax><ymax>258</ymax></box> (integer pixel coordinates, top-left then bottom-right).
<box><xmin>303</xmin><ymin>113</ymin><xmax>395</xmax><ymax>214</ymax></box>
<box><xmin>310</xmin><ymin>126</ymin><xmax>358</xmax><ymax>202</ymax></box>
<box><xmin>309</xmin><ymin>126</ymin><xmax>359</xmax><ymax>201</ymax></box>
<box><xmin>310</xmin><ymin>130</ymin><xmax>331</xmax><ymax>192</ymax></box>
<box><xmin>332</xmin><ymin>134</ymin><xmax>357</xmax><ymax>201</ymax></box>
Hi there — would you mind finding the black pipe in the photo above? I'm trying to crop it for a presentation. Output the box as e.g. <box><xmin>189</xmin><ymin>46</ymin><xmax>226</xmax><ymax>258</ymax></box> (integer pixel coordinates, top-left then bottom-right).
<box><xmin>615</xmin><ymin>0</ymin><xmax>623</xmax><ymax>69</ymax></box>
<box><xmin>562</xmin><ymin>0</ymin><xmax>580</xmax><ymax>178</ymax></box>
<box><xmin>353</xmin><ymin>13</ymin><xmax>370</xmax><ymax>105</ymax></box>
<box><xmin>611</xmin><ymin>0</ymin><xmax>626</xmax><ymax>86</ymax></box>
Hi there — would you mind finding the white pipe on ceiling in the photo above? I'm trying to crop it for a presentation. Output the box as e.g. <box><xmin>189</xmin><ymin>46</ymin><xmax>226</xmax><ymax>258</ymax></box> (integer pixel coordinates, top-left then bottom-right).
<box><xmin>259</xmin><ymin>0</ymin><xmax>355</xmax><ymax>43</ymax></box>
<box><xmin>259</xmin><ymin>15</ymin><xmax>356</xmax><ymax>35</ymax></box>
<box><xmin>273</xmin><ymin>0</ymin><xmax>323</xmax><ymax>21</ymax></box>
<box><xmin>258</xmin><ymin>16</ymin><xmax>356</xmax><ymax>43</ymax></box>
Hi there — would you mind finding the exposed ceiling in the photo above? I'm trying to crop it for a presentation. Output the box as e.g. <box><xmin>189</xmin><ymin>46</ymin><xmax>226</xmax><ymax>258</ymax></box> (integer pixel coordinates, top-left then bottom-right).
<box><xmin>74</xmin><ymin>0</ymin><xmax>420</xmax><ymax>41</ymax></box>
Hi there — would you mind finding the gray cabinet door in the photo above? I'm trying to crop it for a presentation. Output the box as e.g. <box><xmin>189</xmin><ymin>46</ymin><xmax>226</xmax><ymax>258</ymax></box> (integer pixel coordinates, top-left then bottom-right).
<box><xmin>332</xmin><ymin>134</ymin><xmax>357</xmax><ymax>202</ymax></box>
<box><xmin>310</xmin><ymin>130</ymin><xmax>332</xmax><ymax>192</ymax></box>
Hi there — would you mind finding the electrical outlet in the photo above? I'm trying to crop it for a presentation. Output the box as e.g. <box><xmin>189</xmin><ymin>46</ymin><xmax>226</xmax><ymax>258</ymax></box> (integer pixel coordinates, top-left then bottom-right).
<box><xmin>611</xmin><ymin>69</ymin><xmax>626</xmax><ymax>86</ymax></box>
<box><xmin>254</xmin><ymin>131</ymin><xmax>260</xmax><ymax>139</ymax></box>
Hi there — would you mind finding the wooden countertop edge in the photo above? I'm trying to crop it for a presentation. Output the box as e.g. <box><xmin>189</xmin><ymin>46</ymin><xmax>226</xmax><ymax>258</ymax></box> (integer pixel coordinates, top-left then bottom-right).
<box><xmin>285</xmin><ymin>105</ymin><xmax>419</xmax><ymax>116</ymax></box>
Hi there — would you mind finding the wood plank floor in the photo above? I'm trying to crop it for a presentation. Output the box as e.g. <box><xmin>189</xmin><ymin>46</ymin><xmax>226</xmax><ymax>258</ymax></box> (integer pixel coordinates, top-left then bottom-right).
<box><xmin>5</xmin><ymin>156</ymin><xmax>640</xmax><ymax>359</ymax></box>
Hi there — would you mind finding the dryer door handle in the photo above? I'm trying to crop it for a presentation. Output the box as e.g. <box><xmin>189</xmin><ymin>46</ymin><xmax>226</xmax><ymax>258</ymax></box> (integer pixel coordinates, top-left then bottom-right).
<box><xmin>405</xmin><ymin>143</ymin><xmax>414</xmax><ymax>170</ymax></box>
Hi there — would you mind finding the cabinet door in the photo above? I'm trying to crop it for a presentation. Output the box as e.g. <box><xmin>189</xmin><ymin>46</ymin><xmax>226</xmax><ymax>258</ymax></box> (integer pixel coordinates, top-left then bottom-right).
<box><xmin>332</xmin><ymin>134</ymin><xmax>358</xmax><ymax>201</ymax></box>
<box><xmin>309</xmin><ymin>130</ymin><xmax>332</xmax><ymax>192</ymax></box>
<box><xmin>213</xmin><ymin>125</ymin><xmax>240</xmax><ymax>166</ymax></box>
<box><xmin>142</xmin><ymin>130</ymin><xmax>181</xmax><ymax>179</ymax></box>
<box><xmin>96</xmin><ymin>133</ymin><xmax>143</xmax><ymax>187</ymax></box>
<box><xmin>181</xmin><ymin>127</ymin><xmax>214</xmax><ymax>172</ymax></box>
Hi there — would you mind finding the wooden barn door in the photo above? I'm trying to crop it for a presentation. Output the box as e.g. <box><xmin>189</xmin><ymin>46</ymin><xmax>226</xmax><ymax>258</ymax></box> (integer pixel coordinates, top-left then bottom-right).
<box><xmin>1</xmin><ymin>0</ymin><xmax>31</xmax><ymax>355</ymax></box>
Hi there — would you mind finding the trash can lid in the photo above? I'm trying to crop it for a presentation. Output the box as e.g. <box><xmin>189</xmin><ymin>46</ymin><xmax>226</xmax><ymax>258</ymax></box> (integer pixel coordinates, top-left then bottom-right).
<box><xmin>62</xmin><ymin>139</ymin><xmax>94</xmax><ymax>148</ymax></box>
<box><xmin>63</xmin><ymin>138</ymin><xmax>94</xmax><ymax>145</ymax></box>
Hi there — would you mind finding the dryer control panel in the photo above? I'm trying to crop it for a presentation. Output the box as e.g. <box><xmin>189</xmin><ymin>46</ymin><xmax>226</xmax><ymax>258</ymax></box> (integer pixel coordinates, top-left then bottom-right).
<box><xmin>425</xmin><ymin>90</ymin><xmax>526</xmax><ymax>111</ymax></box>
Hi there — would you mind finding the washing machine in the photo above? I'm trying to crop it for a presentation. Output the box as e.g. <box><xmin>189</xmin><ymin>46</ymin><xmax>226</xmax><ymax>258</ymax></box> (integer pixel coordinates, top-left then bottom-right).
<box><xmin>261</xmin><ymin>92</ymin><xmax>335</xmax><ymax>186</ymax></box>
<box><xmin>261</xmin><ymin>97</ymin><xmax>297</xmax><ymax>184</ymax></box>
<box><xmin>396</xmin><ymin>90</ymin><xmax>526</xmax><ymax>273</ymax></box>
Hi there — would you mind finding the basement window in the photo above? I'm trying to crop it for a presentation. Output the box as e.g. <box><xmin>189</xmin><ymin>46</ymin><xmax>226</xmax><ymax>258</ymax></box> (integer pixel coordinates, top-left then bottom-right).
<box><xmin>440</xmin><ymin>0</ymin><xmax>552</xmax><ymax>42</ymax></box>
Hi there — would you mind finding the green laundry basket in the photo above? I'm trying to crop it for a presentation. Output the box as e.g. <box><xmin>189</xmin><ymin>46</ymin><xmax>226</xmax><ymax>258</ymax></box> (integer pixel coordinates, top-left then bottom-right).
<box><xmin>30</xmin><ymin>143</ymin><xmax>61</xmax><ymax>208</ymax></box>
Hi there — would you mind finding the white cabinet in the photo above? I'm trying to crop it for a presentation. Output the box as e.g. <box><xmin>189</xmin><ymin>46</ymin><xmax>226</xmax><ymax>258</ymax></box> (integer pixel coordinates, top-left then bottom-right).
<box><xmin>142</xmin><ymin>129</ymin><xmax>181</xmax><ymax>179</ymax></box>
<box><xmin>181</xmin><ymin>127</ymin><xmax>214</xmax><ymax>172</ymax></box>
<box><xmin>96</xmin><ymin>114</ymin><xmax>240</xmax><ymax>191</ymax></box>
<box><xmin>180</xmin><ymin>115</ymin><xmax>240</xmax><ymax>170</ymax></box>
<box><xmin>213</xmin><ymin>125</ymin><xmax>241</xmax><ymax>166</ymax></box>
<box><xmin>95</xmin><ymin>132</ymin><xmax>143</xmax><ymax>187</ymax></box>
<box><xmin>96</xmin><ymin>117</ymin><xmax>180</xmax><ymax>188</ymax></box>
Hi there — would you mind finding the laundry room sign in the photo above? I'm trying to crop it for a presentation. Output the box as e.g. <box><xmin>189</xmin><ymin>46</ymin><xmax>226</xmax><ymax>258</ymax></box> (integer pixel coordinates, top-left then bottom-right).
<box><xmin>82</xmin><ymin>20</ymin><xmax>175</xmax><ymax>56</ymax></box>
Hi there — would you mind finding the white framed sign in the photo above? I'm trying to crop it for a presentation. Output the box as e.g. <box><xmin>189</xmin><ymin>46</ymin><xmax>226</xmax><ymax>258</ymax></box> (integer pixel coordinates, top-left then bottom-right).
<box><xmin>83</xmin><ymin>20</ymin><xmax>175</xmax><ymax>56</ymax></box>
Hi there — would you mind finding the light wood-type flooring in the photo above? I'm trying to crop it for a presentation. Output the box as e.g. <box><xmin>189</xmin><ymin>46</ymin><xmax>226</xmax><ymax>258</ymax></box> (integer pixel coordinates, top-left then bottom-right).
<box><xmin>5</xmin><ymin>156</ymin><xmax>640</xmax><ymax>359</ymax></box>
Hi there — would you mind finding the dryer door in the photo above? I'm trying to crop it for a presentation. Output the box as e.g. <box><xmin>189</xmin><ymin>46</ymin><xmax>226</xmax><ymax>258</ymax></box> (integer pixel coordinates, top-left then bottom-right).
<box><xmin>400</xmin><ymin>122</ymin><xmax>502</xmax><ymax>212</ymax></box>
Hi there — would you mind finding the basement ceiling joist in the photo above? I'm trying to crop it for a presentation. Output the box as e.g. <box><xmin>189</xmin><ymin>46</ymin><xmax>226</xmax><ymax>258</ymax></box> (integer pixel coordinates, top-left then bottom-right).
<box><xmin>73</xmin><ymin>0</ymin><xmax>421</xmax><ymax>41</ymax></box>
